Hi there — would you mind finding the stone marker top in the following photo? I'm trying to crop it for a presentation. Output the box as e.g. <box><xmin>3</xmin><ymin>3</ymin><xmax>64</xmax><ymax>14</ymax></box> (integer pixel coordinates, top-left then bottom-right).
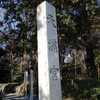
<box><xmin>30</xmin><ymin>69</ymin><xmax>33</xmax><ymax>72</ymax></box>
<box><xmin>37</xmin><ymin>1</ymin><xmax>57</xmax><ymax>33</ymax></box>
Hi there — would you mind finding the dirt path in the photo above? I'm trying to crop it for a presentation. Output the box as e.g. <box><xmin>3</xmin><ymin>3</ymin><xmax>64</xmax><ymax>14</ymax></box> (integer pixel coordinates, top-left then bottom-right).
<box><xmin>2</xmin><ymin>93</ymin><xmax>39</xmax><ymax>100</ymax></box>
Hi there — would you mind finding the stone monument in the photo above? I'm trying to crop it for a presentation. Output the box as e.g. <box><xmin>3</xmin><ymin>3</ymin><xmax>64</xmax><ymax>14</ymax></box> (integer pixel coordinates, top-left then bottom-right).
<box><xmin>24</xmin><ymin>71</ymin><xmax>28</xmax><ymax>97</ymax></box>
<box><xmin>30</xmin><ymin>69</ymin><xmax>33</xmax><ymax>100</ymax></box>
<box><xmin>37</xmin><ymin>1</ymin><xmax>62</xmax><ymax>100</ymax></box>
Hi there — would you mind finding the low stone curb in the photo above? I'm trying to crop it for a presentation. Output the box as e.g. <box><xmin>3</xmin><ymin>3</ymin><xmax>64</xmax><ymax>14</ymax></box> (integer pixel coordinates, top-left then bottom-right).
<box><xmin>0</xmin><ymin>85</ymin><xmax>25</xmax><ymax>95</ymax></box>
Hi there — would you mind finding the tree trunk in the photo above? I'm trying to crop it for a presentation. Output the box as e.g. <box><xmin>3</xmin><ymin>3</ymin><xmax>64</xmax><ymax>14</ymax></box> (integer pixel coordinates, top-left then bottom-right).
<box><xmin>75</xmin><ymin>50</ymin><xmax>76</xmax><ymax>77</ymax></box>
<box><xmin>86</xmin><ymin>45</ymin><xmax>96</xmax><ymax>77</ymax></box>
<box><xmin>20</xmin><ymin>57</ymin><xmax>23</xmax><ymax>73</ymax></box>
<box><xmin>10</xmin><ymin>50</ymin><xmax>14</xmax><ymax>83</ymax></box>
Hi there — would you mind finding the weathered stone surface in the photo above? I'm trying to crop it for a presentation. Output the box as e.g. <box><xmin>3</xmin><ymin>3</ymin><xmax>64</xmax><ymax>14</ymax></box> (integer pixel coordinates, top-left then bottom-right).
<box><xmin>37</xmin><ymin>1</ymin><xmax>62</xmax><ymax>100</ymax></box>
<box><xmin>0</xmin><ymin>85</ymin><xmax>6</xmax><ymax>92</ymax></box>
<box><xmin>15</xmin><ymin>86</ymin><xmax>25</xmax><ymax>95</ymax></box>
<box><xmin>0</xmin><ymin>85</ymin><xmax>25</xmax><ymax>95</ymax></box>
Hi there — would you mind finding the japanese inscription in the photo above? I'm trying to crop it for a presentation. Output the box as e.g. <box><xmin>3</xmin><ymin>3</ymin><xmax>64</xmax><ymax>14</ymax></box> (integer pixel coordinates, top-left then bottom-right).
<box><xmin>48</xmin><ymin>38</ymin><xmax>57</xmax><ymax>53</ymax></box>
<box><xmin>50</xmin><ymin>65</ymin><xmax>59</xmax><ymax>81</ymax></box>
<box><xmin>47</xmin><ymin>14</ymin><xmax>56</xmax><ymax>28</ymax></box>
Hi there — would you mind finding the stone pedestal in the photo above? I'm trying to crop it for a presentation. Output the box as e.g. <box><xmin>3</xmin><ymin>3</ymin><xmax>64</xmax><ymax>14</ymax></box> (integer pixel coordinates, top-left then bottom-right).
<box><xmin>37</xmin><ymin>1</ymin><xmax>62</xmax><ymax>100</ymax></box>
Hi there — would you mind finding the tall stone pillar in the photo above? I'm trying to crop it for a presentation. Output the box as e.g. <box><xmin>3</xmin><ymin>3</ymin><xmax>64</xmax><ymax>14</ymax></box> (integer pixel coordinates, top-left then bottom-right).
<box><xmin>37</xmin><ymin>1</ymin><xmax>62</xmax><ymax>100</ymax></box>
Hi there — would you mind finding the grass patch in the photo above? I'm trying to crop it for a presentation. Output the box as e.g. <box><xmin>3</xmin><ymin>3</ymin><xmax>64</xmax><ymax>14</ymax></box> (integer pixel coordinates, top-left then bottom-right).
<box><xmin>0</xmin><ymin>82</ymin><xmax>20</xmax><ymax>85</ymax></box>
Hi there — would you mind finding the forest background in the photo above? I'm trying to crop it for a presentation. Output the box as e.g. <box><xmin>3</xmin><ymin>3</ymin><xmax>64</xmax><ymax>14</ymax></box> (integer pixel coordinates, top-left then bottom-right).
<box><xmin>0</xmin><ymin>0</ymin><xmax>100</xmax><ymax>99</ymax></box>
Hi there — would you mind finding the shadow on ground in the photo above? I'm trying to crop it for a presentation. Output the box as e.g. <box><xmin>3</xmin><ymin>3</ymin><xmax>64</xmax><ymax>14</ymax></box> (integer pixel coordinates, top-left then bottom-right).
<box><xmin>2</xmin><ymin>93</ymin><xmax>39</xmax><ymax>100</ymax></box>
<box><xmin>3</xmin><ymin>84</ymin><xmax>20</xmax><ymax>93</ymax></box>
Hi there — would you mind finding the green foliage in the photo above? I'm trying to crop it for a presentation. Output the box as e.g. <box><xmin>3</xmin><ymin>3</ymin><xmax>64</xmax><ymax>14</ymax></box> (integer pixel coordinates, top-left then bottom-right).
<box><xmin>13</xmin><ymin>67</ymin><xmax>22</xmax><ymax>82</ymax></box>
<box><xmin>95</xmin><ymin>55</ymin><xmax>100</xmax><ymax>66</ymax></box>
<box><xmin>0</xmin><ymin>0</ymin><xmax>100</xmax><ymax>83</ymax></box>
<box><xmin>62</xmin><ymin>78</ymin><xmax>100</xmax><ymax>99</ymax></box>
